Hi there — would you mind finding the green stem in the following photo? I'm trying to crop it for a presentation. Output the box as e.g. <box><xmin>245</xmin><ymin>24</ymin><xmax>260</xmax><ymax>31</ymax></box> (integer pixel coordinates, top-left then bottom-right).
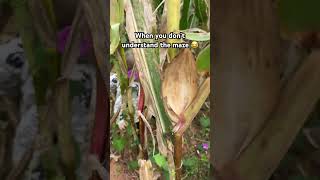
<box><xmin>167</xmin><ymin>0</ymin><xmax>180</xmax><ymax>60</ymax></box>
<box><xmin>174</xmin><ymin>134</ymin><xmax>182</xmax><ymax>180</ymax></box>
<box><xmin>119</xmin><ymin>46</ymin><xmax>128</xmax><ymax>72</ymax></box>
<box><xmin>42</xmin><ymin>0</ymin><xmax>57</xmax><ymax>30</ymax></box>
<box><xmin>127</xmin><ymin>88</ymin><xmax>141</xmax><ymax>150</ymax></box>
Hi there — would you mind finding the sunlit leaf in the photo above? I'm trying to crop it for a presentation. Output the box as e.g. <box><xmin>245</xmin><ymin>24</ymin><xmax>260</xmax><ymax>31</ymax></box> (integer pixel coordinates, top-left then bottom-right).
<box><xmin>184</xmin><ymin>32</ymin><xmax>210</xmax><ymax>41</ymax></box>
<box><xmin>110</xmin><ymin>0</ymin><xmax>124</xmax><ymax>54</ymax></box>
<box><xmin>110</xmin><ymin>23</ymin><xmax>121</xmax><ymax>54</ymax></box>
<box><xmin>113</xmin><ymin>137</ymin><xmax>126</xmax><ymax>152</ymax></box>
<box><xmin>196</xmin><ymin>44</ymin><xmax>210</xmax><ymax>72</ymax></box>
<box><xmin>152</xmin><ymin>153</ymin><xmax>168</xmax><ymax>170</ymax></box>
<box><xmin>110</xmin><ymin>0</ymin><xmax>124</xmax><ymax>24</ymax></box>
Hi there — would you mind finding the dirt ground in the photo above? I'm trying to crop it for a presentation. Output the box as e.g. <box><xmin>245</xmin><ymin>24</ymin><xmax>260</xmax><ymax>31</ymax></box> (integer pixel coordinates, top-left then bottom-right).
<box><xmin>110</xmin><ymin>160</ymin><xmax>138</xmax><ymax>180</ymax></box>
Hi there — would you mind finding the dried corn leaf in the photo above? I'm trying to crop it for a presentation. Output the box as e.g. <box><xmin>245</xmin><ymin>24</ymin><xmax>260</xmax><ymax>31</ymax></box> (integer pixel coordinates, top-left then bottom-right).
<box><xmin>139</xmin><ymin>159</ymin><xmax>154</xmax><ymax>180</ymax></box>
<box><xmin>125</xmin><ymin>0</ymin><xmax>171</xmax><ymax>133</ymax></box>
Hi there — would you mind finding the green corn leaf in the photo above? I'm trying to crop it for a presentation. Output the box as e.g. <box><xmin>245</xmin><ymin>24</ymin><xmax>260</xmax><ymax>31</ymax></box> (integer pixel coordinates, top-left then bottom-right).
<box><xmin>196</xmin><ymin>44</ymin><xmax>210</xmax><ymax>72</ymax></box>
<box><xmin>128</xmin><ymin>160</ymin><xmax>139</xmax><ymax>170</ymax></box>
<box><xmin>113</xmin><ymin>137</ymin><xmax>126</xmax><ymax>152</ymax></box>
<box><xmin>42</xmin><ymin>0</ymin><xmax>57</xmax><ymax>30</ymax></box>
<box><xmin>180</xmin><ymin>0</ymin><xmax>192</xmax><ymax>30</ymax></box>
<box><xmin>110</xmin><ymin>23</ymin><xmax>121</xmax><ymax>54</ymax></box>
<box><xmin>194</xmin><ymin>0</ymin><xmax>208</xmax><ymax>27</ymax></box>
<box><xmin>152</xmin><ymin>153</ymin><xmax>168</xmax><ymax>170</ymax></box>
<box><xmin>110</xmin><ymin>0</ymin><xmax>124</xmax><ymax>24</ymax></box>
<box><xmin>184</xmin><ymin>32</ymin><xmax>210</xmax><ymax>41</ymax></box>
<box><xmin>127</xmin><ymin>0</ymin><xmax>171</xmax><ymax>133</ymax></box>
<box><xmin>199</xmin><ymin>116</ymin><xmax>210</xmax><ymax>128</ymax></box>
<box><xmin>110</xmin><ymin>0</ymin><xmax>124</xmax><ymax>54</ymax></box>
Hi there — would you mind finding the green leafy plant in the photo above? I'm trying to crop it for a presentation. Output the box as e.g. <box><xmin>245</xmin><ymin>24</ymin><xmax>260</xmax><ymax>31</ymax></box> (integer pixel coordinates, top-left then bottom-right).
<box><xmin>113</xmin><ymin>137</ymin><xmax>127</xmax><ymax>153</ymax></box>
<box><xmin>199</xmin><ymin>116</ymin><xmax>210</xmax><ymax>128</ymax></box>
<box><xmin>128</xmin><ymin>160</ymin><xmax>140</xmax><ymax>170</ymax></box>
<box><xmin>196</xmin><ymin>44</ymin><xmax>210</xmax><ymax>72</ymax></box>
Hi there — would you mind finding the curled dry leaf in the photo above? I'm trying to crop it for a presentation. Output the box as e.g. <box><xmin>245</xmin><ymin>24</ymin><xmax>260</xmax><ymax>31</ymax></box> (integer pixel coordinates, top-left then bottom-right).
<box><xmin>161</xmin><ymin>48</ymin><xmax>199</xmax><ymax>124</ymax></box>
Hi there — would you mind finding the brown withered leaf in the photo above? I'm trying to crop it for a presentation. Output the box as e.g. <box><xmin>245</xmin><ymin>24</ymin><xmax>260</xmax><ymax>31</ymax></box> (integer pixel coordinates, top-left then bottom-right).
<box><xmin>139</xmin><ymin>159</ymin><xmax>154</xmax><ymax>180</ymax></box>
<box><xmin>161</xmin><ymin>48</ymin><xmax>198</xmax><ymax>123</ymax></box>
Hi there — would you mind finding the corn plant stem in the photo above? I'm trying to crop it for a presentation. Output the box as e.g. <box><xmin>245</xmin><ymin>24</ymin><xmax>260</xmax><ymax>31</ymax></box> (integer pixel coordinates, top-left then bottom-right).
<box><xmin>42</xmin><ymin>0</ymin><xmax>57</xmax><ymax>30</ymax></box>
<box><xmin>11</xmin><ymin>1</ymin><xmax>77</xmax><ymax>179</ymax></box>
<box><xmin>89</xmin><ymin>71</ymin><xmax>108</xmax><ymax>180</ymax></box>
<box><xmin>127</xmin><ymin>87</ymin><xmax>142</xmax><ymax>151</ymax></box>
<box><xmin>138</xmin><ymin>85</ymin><xmax>148</xmax><ymax>159</ymax></box>
<box><xmin>174</xmin><ymin>134</ymin><xmax>183</xmax><ymax>180</ymax></box>
<box><xmin>118</xmin><ymin>45</ymin><xmax>141</xmax><ymax>151</ymax></box>
<box><xmin>167</xmin><ymin>0</ymin><xmax>180</xmax><ymax>60</ymax></box>
<box><xmin>9</xmin><ymin>1</ymin><xmax>59</xmax><ymax>179</ymax></box>
<box><xmin>167</xmin><ymin>0</ymin><xmax>183</xmax><ymax>178</ymax></box>
<box><xmin>139</xmin><ymin>116</ymin><xmax>148</xmax><ymax>159</ymax></box>
<box><xmin>172</xmin><ymin>78</ymin><xmax>210</xmax><ymax>180</ymax></box>
<box><xmin>127</xmin><ymin>0</ymin><xmax>171</xmax><ymax>133</ymax></box>
<box><xmin>81</xmin><ymin>0</ymin><xmax>109</xmax><ymax>87</ymax></box>
<box><xmin>55</xmin><ymin>80</ymin><xmax>76</xmax><ymax>180</ymax></box>
<box><xmin>119</xmin><ymin>46</ymin><xmax>128</xmax><ymax>72</ymax></box>
<box><xmin>53</xmin><ymin>3</ymin><xmax>78</xmax><ymax>180</ymax></box>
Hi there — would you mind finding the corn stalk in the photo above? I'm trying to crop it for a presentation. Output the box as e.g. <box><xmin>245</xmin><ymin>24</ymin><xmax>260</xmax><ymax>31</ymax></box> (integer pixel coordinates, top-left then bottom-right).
<box><xmin>125</xmin><ymin>0</ymin><xmax>175</xmax><ymax>178</ymax></box>
<box><xmin>167</xmin><ymin>0</ymin><xmax>180</xmax><ymax>60</ymax></box>
<box><xmin>125</xmin><ymin>0</ymin><xmax>171</xmax><ymax>135</ymax></box>
<box><xmin>166</xmin><ymin>0</ymin><xmax>184</xmax><ymax>179</ymax></box>
<box><xmin>9</xmin><ymin>0</ymin><xmax>85</xmax><ymax>179</ymax></box>
<box><xmin>9</xmin><ymin>1</ymin><xmax>60</xmax><ymax>179</ymax></box>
